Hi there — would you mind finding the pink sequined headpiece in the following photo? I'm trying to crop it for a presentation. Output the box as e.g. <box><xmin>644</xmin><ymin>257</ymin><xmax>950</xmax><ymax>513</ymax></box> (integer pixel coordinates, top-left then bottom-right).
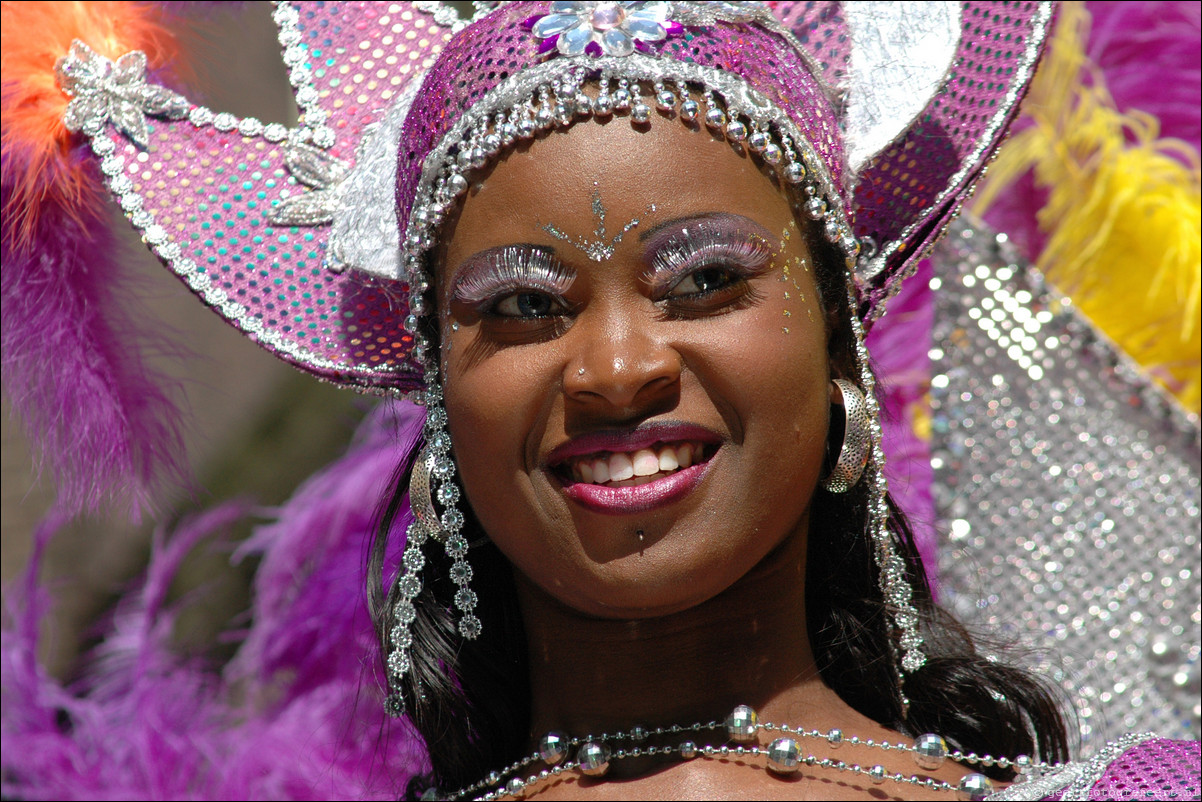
<box><xmin>51</xmin><ymin>1</ymin><xmax>1053</xmax><ymax>395</ymax></box>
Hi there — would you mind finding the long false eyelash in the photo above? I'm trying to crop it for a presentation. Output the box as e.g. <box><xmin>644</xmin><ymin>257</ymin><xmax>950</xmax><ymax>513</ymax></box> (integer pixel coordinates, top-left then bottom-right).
<box><xmin>451</xmin><ymin>246</ymin><xmax>574</xmax><ymax>307</ymax></box>
<box><xmin>648</xmin><ymin>228</ymin><xmax>774</xmax><ymax>291</ymax></box>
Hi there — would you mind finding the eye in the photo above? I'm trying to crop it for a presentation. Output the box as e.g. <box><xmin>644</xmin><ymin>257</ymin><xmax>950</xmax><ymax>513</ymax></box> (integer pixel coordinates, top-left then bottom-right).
<box><xmin>666</xmin><ymin>264</ymin><xmax>743</xmax><ymax>298</ymax></box>
<box><xmin>491</xmin><ymin>290</ymin><xmax>566</xmax><ymax>318</ymax></box>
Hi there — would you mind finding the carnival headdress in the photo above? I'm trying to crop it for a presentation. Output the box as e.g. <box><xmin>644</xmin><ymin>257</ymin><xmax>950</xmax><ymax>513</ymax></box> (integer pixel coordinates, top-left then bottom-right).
<box><xmin>2</xmin><ymin>0</ymin><xmax>1053</xmax><ymax>719</ymax></box>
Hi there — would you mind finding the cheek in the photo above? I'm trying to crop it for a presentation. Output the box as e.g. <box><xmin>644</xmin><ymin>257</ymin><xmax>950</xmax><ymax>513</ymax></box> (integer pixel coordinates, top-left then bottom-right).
<box><xmin>440</xmin><ymin>338</ymin><xmax>559</xmax><ymax>539</ymax></box>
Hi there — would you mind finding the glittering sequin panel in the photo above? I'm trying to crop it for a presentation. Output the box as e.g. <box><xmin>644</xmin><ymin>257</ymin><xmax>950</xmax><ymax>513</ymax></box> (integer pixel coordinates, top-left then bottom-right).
<box><xmin>929</xmin><ymin>221</ymin><xmax>1201</xmax><ymax>747</ymax></box>
<box><xmin>1085</xmin><ymin>738</ymin><xmax>1201</xmax><ymax>800</ymax></box>
<box><xmin>135</xmin><ymin>122</ymin><xmax>415</xmax><ymax>385</ymax></box>
<box><xmin>295</xmin><ymin>1</ymin><xmax>452</xmax><ymax>164</ymax></box>
<box><xmin>772</xmin><ymin>1</ymin><xmax>852</xmax><ymax>90</ymax></box>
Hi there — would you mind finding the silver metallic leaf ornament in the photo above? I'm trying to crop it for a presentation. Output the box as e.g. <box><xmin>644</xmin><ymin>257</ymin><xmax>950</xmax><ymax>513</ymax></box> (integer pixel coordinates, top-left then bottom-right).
<box><xmin>56</xmin><ymin>40</ymin><xmax>190</xmax><ymax>148</ymax></box>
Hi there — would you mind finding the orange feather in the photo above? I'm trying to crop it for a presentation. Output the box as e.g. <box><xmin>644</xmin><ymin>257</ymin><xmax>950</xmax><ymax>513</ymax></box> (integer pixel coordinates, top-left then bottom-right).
<box><xmin>1</xmin><ymin>0</ymin><xmax>184</xmax><ymax>249</ymax></box>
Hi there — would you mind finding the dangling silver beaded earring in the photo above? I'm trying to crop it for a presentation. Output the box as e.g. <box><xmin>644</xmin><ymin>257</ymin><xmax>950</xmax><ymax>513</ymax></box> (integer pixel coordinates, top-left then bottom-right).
<box><xmin>820</xmin><ymin>378</ymin><xmax>870</xmax><ymax>493</ymax></box>
<box><xmin>841</xmin><ymin>276</ymin><xmax>927</xmax><ymax>714</ymax></box>
<box><xmin>387</xmin><ymin>282</ymin><xmax>483</xmax><ymax>715</ymax></box>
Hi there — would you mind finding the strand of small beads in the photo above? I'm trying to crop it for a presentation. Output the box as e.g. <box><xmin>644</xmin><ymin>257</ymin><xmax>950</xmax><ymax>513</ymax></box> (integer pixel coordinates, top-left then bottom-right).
<box><xmin>439</xmin><ymin>705</ymin><xmax>1053</xmax><ymax>801</ymax></box>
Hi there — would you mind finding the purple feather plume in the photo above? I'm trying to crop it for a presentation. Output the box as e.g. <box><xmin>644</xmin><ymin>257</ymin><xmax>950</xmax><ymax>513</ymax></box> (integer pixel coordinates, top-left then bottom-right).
<box><xmin>0</xmin><ymin>148</ymin><xmax>189</xmax><ymax>520</ymax></box>
<box><xmin>1</xmin><ymin>402</ymin><xmax>428</xmax><ymax>799</ymax></box>
<box><xmin>866</xmin><ymin>259</ymin><xmax>939</xmax><ymax>590</ymax></box>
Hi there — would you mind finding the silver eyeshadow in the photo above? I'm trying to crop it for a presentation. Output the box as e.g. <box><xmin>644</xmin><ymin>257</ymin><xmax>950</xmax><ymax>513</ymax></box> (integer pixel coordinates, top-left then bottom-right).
<box><xmin>644</xmin><ymin>214</ymin><xmax>776</xmax><ymax>294</ymax></box>
<box><xmin>450</xmin><ymin>245</ymin><xmax>574</xmax><ymax>308</ymax></box>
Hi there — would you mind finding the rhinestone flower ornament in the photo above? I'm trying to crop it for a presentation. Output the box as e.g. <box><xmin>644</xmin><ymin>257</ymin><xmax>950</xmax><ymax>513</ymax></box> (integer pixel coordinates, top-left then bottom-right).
<box><xmin>532</xmin><ymin>1</ymin><xmax>675</xmax><ymax>57</ymax></box>
<box><xmin>55</xmin><ymin>39</ymin><xmax>189</xmax><ymax>148</ymax></box>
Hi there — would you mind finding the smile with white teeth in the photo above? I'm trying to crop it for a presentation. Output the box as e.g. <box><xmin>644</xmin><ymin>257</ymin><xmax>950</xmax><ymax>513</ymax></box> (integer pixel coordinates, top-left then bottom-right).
<box><xmin>566</xmin><ymin>442</ymin><xmax>708</xmax><ymax>487</ymax></box>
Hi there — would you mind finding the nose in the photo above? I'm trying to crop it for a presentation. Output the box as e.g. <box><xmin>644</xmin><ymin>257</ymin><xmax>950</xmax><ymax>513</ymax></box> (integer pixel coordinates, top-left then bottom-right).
<box><xmin>563</xmin><ymin>309</ymin><xmax>681</xmax><ymax>412</ymax></box>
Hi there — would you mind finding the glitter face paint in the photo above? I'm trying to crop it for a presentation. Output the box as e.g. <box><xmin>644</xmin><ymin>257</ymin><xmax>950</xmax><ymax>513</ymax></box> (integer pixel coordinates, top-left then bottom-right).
<box><xmin>540</xmin><ymin>188</ymin><xmax>655</xmax><ymax>262</ymax></box>
<box><xmin>778</xmin><ymin>220</ymin><xmax>812</xmax><ymax>332</ymax></box>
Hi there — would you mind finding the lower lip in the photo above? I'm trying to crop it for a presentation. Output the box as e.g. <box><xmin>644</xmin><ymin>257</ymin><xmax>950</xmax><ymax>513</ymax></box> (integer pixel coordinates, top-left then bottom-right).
<box><xmin>558</xmin><ymin>457</ymin><xmax>713</xmax><ymax>515</ymax></box>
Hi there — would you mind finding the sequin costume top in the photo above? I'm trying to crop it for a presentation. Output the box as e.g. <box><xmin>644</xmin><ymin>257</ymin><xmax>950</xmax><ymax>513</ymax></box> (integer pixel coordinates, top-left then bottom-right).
<box><xmin>983</xmin><ymin>736</ymin><xmax>1200</xmax><ymax>801</ymax></box>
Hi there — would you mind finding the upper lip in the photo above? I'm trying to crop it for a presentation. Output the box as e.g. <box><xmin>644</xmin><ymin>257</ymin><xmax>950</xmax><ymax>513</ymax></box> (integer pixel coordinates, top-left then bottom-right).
<box><xmin>544</xmin><ymin>421</ymin><xmax>724</xmax><ymax>466</ymax></box>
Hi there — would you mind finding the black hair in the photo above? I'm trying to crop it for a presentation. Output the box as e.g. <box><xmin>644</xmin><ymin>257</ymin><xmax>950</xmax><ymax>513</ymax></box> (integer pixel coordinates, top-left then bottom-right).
<box><xmin>368</xmin><ymin>190</ymin><xmax>1071</xmax><ymax>802</ymax></box>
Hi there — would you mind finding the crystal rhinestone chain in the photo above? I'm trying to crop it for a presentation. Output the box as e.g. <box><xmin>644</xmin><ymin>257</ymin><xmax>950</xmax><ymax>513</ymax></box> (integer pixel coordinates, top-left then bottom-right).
<box><xmin>440</xmin><ymin>705</ymin><xmax>1054</xmax><ymax>801</ymax></box>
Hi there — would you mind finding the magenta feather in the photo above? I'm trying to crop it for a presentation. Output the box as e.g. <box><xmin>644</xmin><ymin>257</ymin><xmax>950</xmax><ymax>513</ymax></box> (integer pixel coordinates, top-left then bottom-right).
<box><xmin>1086</xmin><ymin>0</ymin><xmax>1201</xmax><ymax>155</ymax></box>
<box><xmin>866</xmin><ymin>259</ymin><xmax>938</xmax><ymax>589</ymax></box>
<box><xmin>1</xmin><ymin>402</ymin><xmax>428</xmax><ymax>799</ymax></box>
<box><xmin>981</xmin><ymin>0</ymin><xmax>1201</xmax><ymax>260</ymax></box>
<box><xmin>0</xmin><ymin>145</ymin><xmax>189</xmax><ymax>520</ymax></box>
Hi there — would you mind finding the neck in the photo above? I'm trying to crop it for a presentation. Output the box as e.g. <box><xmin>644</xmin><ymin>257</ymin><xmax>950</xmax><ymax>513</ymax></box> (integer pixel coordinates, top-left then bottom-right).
<box><xmin>518</xmin><ymin>527</ymin><xmax>857</xmax><ymax>743</ymax></box>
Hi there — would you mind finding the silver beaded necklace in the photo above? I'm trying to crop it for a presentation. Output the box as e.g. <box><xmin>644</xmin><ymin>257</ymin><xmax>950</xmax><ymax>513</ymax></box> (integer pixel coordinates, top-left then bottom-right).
<box><xmin>437</xmin><ymin>704</ymin><xmax>1056</xmax><ymax>801</ymax></box>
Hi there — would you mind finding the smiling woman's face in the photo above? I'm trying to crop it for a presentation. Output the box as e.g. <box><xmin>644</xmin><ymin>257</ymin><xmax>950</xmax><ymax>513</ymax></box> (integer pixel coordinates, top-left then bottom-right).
<box><xmin>436</xmin><ymin>116</ymin><xmax>832</xmax><ymax>619</ymax></box>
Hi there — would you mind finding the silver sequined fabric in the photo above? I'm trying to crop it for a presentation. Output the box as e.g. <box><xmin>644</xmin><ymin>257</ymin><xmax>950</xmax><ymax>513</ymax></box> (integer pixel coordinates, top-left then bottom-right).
<box><xmin>929</xmin><ymin>220</ymin><xmax>1201</xmax><ymax>748</ymax></box>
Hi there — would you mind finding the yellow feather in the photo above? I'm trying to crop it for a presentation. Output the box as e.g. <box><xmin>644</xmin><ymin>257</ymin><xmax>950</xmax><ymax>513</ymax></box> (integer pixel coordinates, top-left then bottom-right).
<box><xmin>972</xmin><ymin>2</ymin><xmax>1201</xmax><ymax>412</ymax></box>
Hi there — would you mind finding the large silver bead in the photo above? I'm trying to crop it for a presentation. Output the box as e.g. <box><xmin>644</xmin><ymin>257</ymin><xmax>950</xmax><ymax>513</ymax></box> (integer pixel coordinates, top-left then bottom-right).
<box><xmin>593</xmin><ymin>93</ymin><xmax>614</xmax><ymax>116</ymax></box>
<box><xmin>631</xmin><ymin>102</ymin><xmax>651</xmax><ymax>124</ymax></box>
<box><xmin>506</xmin><ymin>777</ymin><xmax>525</xmax><ymax>797</ymax></box>
<box><xmin>913</xmin><ymin>733</ymin><xmax>948</xmax><ymax>771</ymax></box>
<box><xmin>446</xmin><ymin>173</ymin><xmax>468</xmax><ymax>196</ymax></box>
<box><xmin>577</xmin><ymin>741</ymin><xmax>612</xmax><ymax>777</ymax></box>
<box><xmin>762</xmin><ymin>142</ymin><xmax>783</xmax><ymax>164</ymax></box>
<box><xmin>679</xmin><ymin>740</ymin><xmax>698</xmax><ymax>759</ymax></box>
<box><xmin>766</xmin><ymin>737</ymin><xmax>801</xmax><ymax>774</ymax></box>
<box><xmin>823</xmin><ymin>217</ymin><xmax>842</xmax><ymax>243</ymax></box>
<box><xmin>679</xmin><ymin>98</ymin><xmax>699</xmax><ymax>121</ymax></box>
<box><xmin>656</xmin><ymin>90</ymin><xmax>676</xmax><ymax>110</ymax></box>
<box><xmin>725</xmin><ymin>120</ymin><xmax>748</xmax><ymax>142</ymax></box>
<box><xmin>538</xmin><ymin>731</ymin><xmax>570</xmax><ymax>765</ymax></box>
<box><xmin>748</xmin><ymin>130</ymin><xmax>770</xmax><ymax>152</ymax></box>
<box><xmin>705</xmin><ymin>106</ymin><xmax>727</xmax><ymax>128</ymax></box>
<box><xmin>957</xmin><ymin>773</ymin><xmax>995</xmax><ymax>801</ymax></box>
<box><xmin>826</xmin><ymin>728</ymin><xmax>843</xmax><ymax>748</ymax></box>
<box><xmin>868</xmin><ymin>764</ymin><xmax>887</xmax><ymax>784</ymax></box>
<box><xmin>725</xmin><ymin>705</ymin><xmax>758</xmax><ymax>742</ymax></box>
<box><xmin>784</xmin><ymin>161</ymin><xmax>806</xmax><ymax>183</ymax></box>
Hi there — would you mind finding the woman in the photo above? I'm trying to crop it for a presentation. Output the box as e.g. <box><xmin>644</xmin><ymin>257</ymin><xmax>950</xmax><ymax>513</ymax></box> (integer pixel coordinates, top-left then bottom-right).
<box><xmin>1</xmin><ymin>1</ymin><xmax>1197</xmax><ymax>799</ymax></box>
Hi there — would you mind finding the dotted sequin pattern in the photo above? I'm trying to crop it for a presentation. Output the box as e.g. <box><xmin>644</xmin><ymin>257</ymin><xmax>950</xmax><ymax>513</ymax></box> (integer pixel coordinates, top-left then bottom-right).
<box><xmin>1085</xmin><ymin>739</ymin><xmax>1201</xmax><ymax>800</ymax></box>
<box><xmin>929</xmin><ymin>221</ymin><xmax>1201</xmax><ymax>746</ymax></box>
<box><xmin>108</xmin><ymin>2</ymin><xmax>458</xmax><ymax>392</ymax></box>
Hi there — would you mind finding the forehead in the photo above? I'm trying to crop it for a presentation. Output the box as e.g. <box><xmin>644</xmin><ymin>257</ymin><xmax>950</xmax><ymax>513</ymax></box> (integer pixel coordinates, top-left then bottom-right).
<box><xmin>440</xmin><ymin>118</ymin><xmax>797</xmax><ymax>273</ymax></box>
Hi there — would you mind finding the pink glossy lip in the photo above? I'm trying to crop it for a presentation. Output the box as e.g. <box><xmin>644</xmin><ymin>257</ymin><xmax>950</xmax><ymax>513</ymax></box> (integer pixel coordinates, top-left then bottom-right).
<box><xmin>545</xmin><ymin>422</ymin><xmax>722</xmax><ymax>516</ymax></box>
<box><xmin>558</xmin><ymin>458</ymin><xmax>714</xmax><ymax>515</ymax></box>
